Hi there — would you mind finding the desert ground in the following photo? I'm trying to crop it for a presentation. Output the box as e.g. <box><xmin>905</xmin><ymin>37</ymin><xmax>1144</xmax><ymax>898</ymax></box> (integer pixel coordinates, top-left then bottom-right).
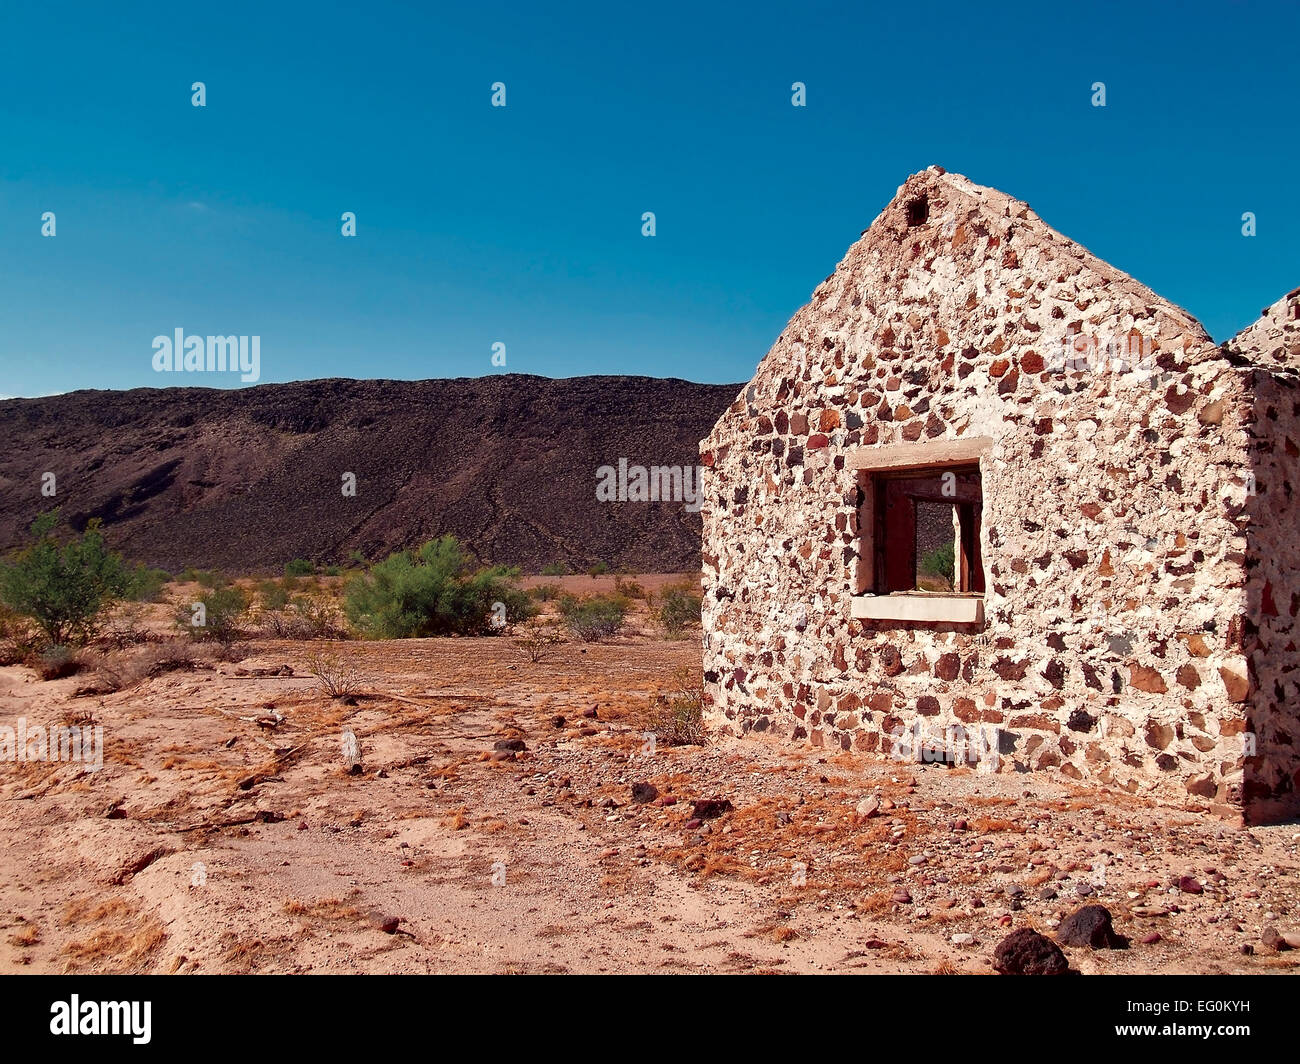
<box><xmin>1</xmin><ymin>574</ymin><xmax>1298</xmax><ymax>975</ymax></box>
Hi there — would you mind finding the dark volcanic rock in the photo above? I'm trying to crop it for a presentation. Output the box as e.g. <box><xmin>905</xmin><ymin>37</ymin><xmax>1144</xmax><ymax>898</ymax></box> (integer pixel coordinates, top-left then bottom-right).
<box><xmin>0</xmin><ymin>375</ymin><xmax>740</xmax><ymax>572</ymax></box>
<box><xmin>691</xmin><ymin>798</ymin><xmax>734</xmax><ymax>819</ymax></box>
<box><xmin>631</xmin><ymin>782</ymin><xmax>659</xmax><ymax>804</ymax></box>
<box><xmin>1056</xmin><ymin>905</ymin><xmax>1129</xmax><ymax>949</ymax></box>
<box><xmin>993</xmin><ymin>928</ymin><xmax>1071</xmax><ymax>975</ymax></box>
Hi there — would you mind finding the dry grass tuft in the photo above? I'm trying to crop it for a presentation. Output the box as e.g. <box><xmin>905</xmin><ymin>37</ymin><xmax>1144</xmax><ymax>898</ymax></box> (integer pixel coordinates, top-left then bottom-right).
<box><xmin>281</xmin><ymin>896</ymin><xmax>363</xmax><ymax>922</ymax></box>
<box><xmin>59</xmin><ymin>897</ymin><xmax>167</xmax><ymax>972</ymax></box>
<box><xmin>855</xmin><ymin>890</ymin><xmax>896</xmax><ymax>914</ymax></box>
<box><xmin>8</xmin><ymin>923</ymin><xmax>41</xmax><ymax>947</ymax></box>
<box><xmin>970</xmin><ymin>816</ymin><xmax>1022</xmax><ymax>833</ymax></box>
<box><xmin>61</xmin><ymin>897</ymin><xmax>133</xmax><ymax>926</ymax></box>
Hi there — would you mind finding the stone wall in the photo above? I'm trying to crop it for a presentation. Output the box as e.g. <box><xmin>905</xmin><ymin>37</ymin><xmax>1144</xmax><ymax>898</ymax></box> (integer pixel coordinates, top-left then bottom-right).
<box><xmin>700</xmin><ymin>168</ymin><xmax>1285</xmax><ymax>822</ymax></box>
<box><xmin>1236</xmin><ymin>289</ymin><xmax>1300</xmax><ymax>821</ymax></box>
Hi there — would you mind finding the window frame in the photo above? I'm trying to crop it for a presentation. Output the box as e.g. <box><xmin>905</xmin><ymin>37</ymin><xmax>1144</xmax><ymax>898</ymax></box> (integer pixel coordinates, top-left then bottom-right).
<box><xmin>872</xmin><ymin>466</ymin><xmax>984</xmax><ymax>595</ymax></box>
<box><xmin>848</xmin><ymin>438</ymin><xmax>992</xmax><ymax>626</ymax></box>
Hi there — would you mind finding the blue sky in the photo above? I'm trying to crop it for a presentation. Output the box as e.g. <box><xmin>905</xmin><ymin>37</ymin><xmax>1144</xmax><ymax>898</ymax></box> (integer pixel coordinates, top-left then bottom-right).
<box><xmin>1</xmin><ymin>0</ymin><xmax>1296</xmax><ymax>395</ymax></box>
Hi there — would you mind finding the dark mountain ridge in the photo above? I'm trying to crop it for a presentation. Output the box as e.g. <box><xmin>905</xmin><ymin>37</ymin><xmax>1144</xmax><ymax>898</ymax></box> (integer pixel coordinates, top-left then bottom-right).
<box><xmin>0</xmin><ymin>375</ymin><xmax>741</xmax><ymax>574</ymax></box>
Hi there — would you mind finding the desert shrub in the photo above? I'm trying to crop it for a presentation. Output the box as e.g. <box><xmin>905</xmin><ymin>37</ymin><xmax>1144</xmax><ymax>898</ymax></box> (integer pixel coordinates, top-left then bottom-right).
<box><xmin>323</xmin><ymin>565</ymin><xmax>342</xmax><ymax>577</ymax></box>
<box><xmin>137</xmin><ymin>642</ymin><xmax>200</xmax><ymax>675</ymax></box>
<box><xmin>88</xmin><ymin>656</ymin><xmax>125</xmax><ymax>693</ymax></box>
<box><xmin>558</xmin><ymin>592</ymin><xmax>628</xmax><ymax>642</ymax></box>
<box><xmin>527</xmin><ymin>582</ymin><xmax>562</xmax><ymax>603</ymax></box>
<box><xmin>176</xmin><ymin>586</ymin><xmax>250</xmax><ymax>644</ymax></box>
<box><xmin>0</xmin><ymin>512</ymin><xmax>136</xmax><ymax>647</ymax></box>
<box><xmin>647</xmin><ymin>666</ymin><xmax>707</xmax><ymax>745</ymax></box>
<box><xmin>343</xmin><ymin>536</ymin><xmax>535</xmax><ymax>638</ymax></box>
<box><xmin>655</xmin><ymin>581</ymin><xmax>703</xmax><ymax>636</ymax></box>
<box><xmin>126</xmin><ymin>565</ymin><xmax>171</xmax><ymax>602</ymax></box>
<box><xmin>587</xmin><ymin>561</ymin><xmax>609</xmax><ymax>578</ymax></box>
<box><xmin>258</xmin><ymin>579</ymin><xmax>291</xmax><ymax>611</ymax></box>
<box><xmin>305</xmin><ymin>650</ymin><xmax>364</xmax><ymax>700</ymax></box>
<box><xmin>102</xmin><ymin>602</ymin><xmax>153</xmax><ymax>649</ymax></box>
<box><xmin>0</xmin><ymin>603</ymin><xmax>36</xmax><ymax>660</ymax></box>
<box><xmin>261</xmin><ymin>594</ymin><xmax>347</xmax><ymax>640</ymax></box>
<box><xmin>94</xmin><ymin>641</ymin><xmax>206</xmax><ymax>692</ymax></box>
<box><xmin>285</xmin><ymin>558</ymin><xmax>315</xmax><ymax>577</ymax></box>
<box><xmin>0</xmin><ymin>602</ymin><xmax>34</xmax><ymax>648</ymax></box>
<box><xmin>136</xmin><ymin>641</ymin><xmax>204</xmax><ymax>677</ymax></box>
<box><xmin>613</xmin><ymin>576</ymin><xmax>645</xmax><ymax>600</ymax></box>
<box><xmin>196</xmin><ymin>570</ymin><xmax>229</xmax><ymax>590</ymax></box>
<box><xmin>31</xmin><ymin>644</ymin><xmax>84</xmax><ymax>681</ymax></box>
<box><xmin>540</xmin><ymin>562</ymin><xmax>568</xmax><ymax>576</ymax></box>
<box><xmin>179</xmin><ymin>567</ymin><xmax>201</xmax><ymax>583</ymax></box>
<box><xmin>512</xmin><ymin>617</ymin><xmax>566</xmax><ymax>662</ymax></box>
<box><xmin>918</xmin><ymin>542</ymin><xmax>956</xmax><ymax>592</ymax></box>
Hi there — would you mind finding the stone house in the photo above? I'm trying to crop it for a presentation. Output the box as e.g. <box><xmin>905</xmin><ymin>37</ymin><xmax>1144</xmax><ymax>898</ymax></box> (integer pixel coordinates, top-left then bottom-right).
<box><xmin>700</xmin><ymin>167</ymin><xmax>1300</xmax><ymax>824</ymax></box>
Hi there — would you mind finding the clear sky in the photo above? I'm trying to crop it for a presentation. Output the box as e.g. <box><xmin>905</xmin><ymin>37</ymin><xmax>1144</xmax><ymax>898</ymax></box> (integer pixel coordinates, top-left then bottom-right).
<box><xmin>1</xmin><ymin>0</ymin><xmax>1296</xmax><ymax>396</ymax></box>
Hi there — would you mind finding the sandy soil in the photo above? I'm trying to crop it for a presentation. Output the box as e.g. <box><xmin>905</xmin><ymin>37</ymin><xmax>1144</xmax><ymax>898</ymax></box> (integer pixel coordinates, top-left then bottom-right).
<box><xmin>2</xmin><ymin>576</ymin><xmax>1298</xmax><ymax>975</ymax></box>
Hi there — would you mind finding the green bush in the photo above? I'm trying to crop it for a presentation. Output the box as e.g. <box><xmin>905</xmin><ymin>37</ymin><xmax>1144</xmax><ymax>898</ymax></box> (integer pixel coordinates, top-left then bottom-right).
<box><xmin>177</xmin><ymin>586</ymin><xmax>250</xmax><ymax>644</ymax></box>
<box><xmin>258</xmin><ymin>578</ymin><xmax>291</xmax><ymax>611</ymax></box>
<box><xmin>285</xmin><ymin>558</ymin><xmax>315</xmax><ymax>577</ymax></box>
<box><xmin>126</xmin><ymin>565</ymin><xmax>171</xmax><ymax>603</ymax></box>
<box><xmin>656</xmin><ymin>582</ymin><xmax>702</xmax><ymax>636</ymax></box>
<box><xmin>528</xmin><ymin>583</ymin><xmax>563</xmax><ymax>603</ymax></box>
<box><xmin>343</xmin><ymin>536</ymin><xmax>535</xmax><ymax>638</ymax></box>
<box><xmin>558</xmin><ymin>592</ymin><xmax>628</xmax><ymax>642</ymax></box>
<box><xmin>613</xmin><ymin>576</ymin><xmax>645</xmax><ymax>600</ymax></box>
<box><xmin>0</xmin><ymin>512</ymin><xmax>135</xmax><ymax>646</ymax></box>
<box><xmin>196</xmin><ymin>570</ymin><xmax>229</xmax><ymax>590</ymax></box>
<box><xmin>918</xmin><ymin>542</ymin><xmax>956</xmax><ymax>592</ymax></box>
<box><xmin>540</xmin><ymin>562</ymin><xmax>568</xmax><ymax>576</ymax></box>
<box><xmin>323</xmin><ymin>565</ymin><xmax>342</xmax><ymax>577</ymax></box>
<box><xmin>587</xmin><ymin>561</ymin><xmax>609</xmax><ymax>578</ymax></box>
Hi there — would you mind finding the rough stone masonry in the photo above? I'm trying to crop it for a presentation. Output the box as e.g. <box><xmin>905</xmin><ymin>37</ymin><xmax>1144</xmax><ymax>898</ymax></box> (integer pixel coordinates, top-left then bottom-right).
<box><xmin>700</xmin><ymin>167</ymin><xmax>1300</xmax><ymax>825</ymax></box>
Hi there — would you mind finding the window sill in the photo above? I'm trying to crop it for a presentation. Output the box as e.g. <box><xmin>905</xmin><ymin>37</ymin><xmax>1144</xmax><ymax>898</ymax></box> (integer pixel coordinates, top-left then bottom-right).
<box><xmin>851</xmin><ymin>593</ymin><xmax>984</xmax><ymax>625</ymax></box>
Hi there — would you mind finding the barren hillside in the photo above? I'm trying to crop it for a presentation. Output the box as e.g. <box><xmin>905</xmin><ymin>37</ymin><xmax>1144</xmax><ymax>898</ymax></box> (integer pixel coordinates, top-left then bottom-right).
<box><xmin>0</xmin><ymin>375</ymin><xmax>739</xmax><ymax>573</ymax></box>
